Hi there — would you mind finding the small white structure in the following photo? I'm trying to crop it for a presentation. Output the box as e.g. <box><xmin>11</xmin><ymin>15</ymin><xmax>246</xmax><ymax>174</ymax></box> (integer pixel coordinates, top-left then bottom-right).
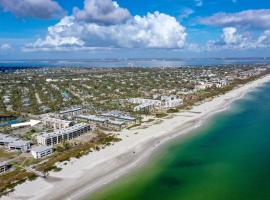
<box><xmin>11</xmin><ymin>119</ymin><xmax>41</xmax><ymax>128</ymax></box>
<box><xmin>31</xmin><ymin>146</ymin><xmax>53</xmax><ymax>159</ymax></box>
<box><xmin>3</xmin><ymin>96</ymin><xmax>11</xmax><ymax>104</ymax></box>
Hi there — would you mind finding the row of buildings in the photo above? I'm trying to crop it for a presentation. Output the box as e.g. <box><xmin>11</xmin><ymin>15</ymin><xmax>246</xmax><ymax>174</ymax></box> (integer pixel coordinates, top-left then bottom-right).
<box><xmin>128</xmin><ymin>95</ymin><xmax>183</xmax><ymax>111</ymax></box>
<box><xmin>76</xmin><ymin>111</ymin><xmax>137</xmax><ymax>131</ymax></box>
<box><xmin>30</xmin><ymin>111</ymin><xmax>93</xmax><ymax>159</ymax></box>
<box><xmin>37</xmin><ymin>123</ymin><xmax>91</xmax><ymax>146</ymax></box>
<box><xmin>0</xmin><ymin>146</ymin><xmax>53</xmax><ymax>174</ymax></box>
<box><xmin>31</xmin><ymin>146</ymin><xmax>53</xmax><ymax>159</ymax></box>
<box><xmin>25</xmin><ymin>112</ymin><xmax>92</xmax><ymax>159</ymax></box>
<box><xmin>41</xmin><ymin>116</ymin><xmax>73</xmax><ymax>130</ymax></box>
<box><xmin>0</xmin><ymin>133</ymin><xmax>52</xmax><ymax>160</ymax></box>
<box><xmin>1</xmin><ymin>108</ymin><xmax>136</xmax><ymax>170</ymax></box>
<box><xmin>57</xmin><ymin>107</ymin><xmax>86</xmax><ymax>118</ymax></box>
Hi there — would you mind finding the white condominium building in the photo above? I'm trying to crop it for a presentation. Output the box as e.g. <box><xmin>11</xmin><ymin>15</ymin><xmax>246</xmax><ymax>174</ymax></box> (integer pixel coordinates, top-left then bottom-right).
<box><xmin>31</xmin><ymin>146</ymin><xmax>53</xmax><ymax>159</ymax></box>
<box><xmin>41</xmin><ymin>116</ymin><xmax>73</xmax><ymax>130</ymax></box>
<box><xmin>128</xmin><ymin>96</ymin><xmax>183</xmax><ymax>111</ymax></box>
<box><xmin>133</xmin><ymin>103</ymin><xmax>156</xmax><ymax>112</ymax></box>
<box><xmin>128</xmin><ymin>98</ymin><xmax>162</xmax><ymax>107</ymax></box>
<box><xmin>37</xmin><ymin>123</ymin><xmax>91</xmax><ymax>146</ymax></box>
<box><xmin>161</xmin><ymin>95</ymin><xmax>183</xmax><ymax>109</ymax></box>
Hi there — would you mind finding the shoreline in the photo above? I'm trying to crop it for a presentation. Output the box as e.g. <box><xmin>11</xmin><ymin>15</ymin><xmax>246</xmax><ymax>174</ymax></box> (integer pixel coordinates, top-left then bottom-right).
<box><xmin>2</xmin><ymin>75</ymin><xmax>270</xmax><ymax>200</ymax></box>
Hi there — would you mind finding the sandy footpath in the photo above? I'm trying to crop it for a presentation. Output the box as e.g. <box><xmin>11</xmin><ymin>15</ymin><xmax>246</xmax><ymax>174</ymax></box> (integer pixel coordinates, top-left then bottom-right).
<box><xmin>2</xmin><ymin>75</ymin><xmax>270</xmax><ymax>200</ymax></box>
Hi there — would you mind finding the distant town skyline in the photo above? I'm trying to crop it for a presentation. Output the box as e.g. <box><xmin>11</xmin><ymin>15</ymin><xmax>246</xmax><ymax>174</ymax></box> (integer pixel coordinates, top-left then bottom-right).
<box><xmin>0</xmin><ymin>0</ymin><xmax>270</xmax><ymax>59</ymax></box>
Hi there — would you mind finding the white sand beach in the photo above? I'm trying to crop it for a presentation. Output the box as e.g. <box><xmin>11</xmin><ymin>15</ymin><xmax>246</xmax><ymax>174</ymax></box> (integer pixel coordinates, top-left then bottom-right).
<box><xmin>2</xmin><ymin>75</ymin><xmax>270</xmax><ymax>200</ymax></box>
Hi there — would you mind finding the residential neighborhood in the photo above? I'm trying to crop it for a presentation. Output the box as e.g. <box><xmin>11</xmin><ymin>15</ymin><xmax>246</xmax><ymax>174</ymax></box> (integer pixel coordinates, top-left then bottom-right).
<box><xmin>0</xmin><ymin>64</ymin><xmax>269</xmax><ymax>195</ymax></box>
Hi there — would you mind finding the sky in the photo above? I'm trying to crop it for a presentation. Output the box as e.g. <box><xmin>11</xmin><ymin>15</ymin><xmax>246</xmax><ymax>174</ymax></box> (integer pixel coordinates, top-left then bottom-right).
<box><xmin>0</xmin><ymin>0</ymin><xmax>270</xmax><ymax>59</ymax></box>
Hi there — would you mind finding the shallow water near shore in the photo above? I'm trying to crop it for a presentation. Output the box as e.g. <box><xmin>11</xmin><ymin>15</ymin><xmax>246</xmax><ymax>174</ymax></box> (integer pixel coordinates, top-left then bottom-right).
<box><xmin>88</xmin><ymin>82</ymin><xmax>270</xmax><ymax>200</ymax></box>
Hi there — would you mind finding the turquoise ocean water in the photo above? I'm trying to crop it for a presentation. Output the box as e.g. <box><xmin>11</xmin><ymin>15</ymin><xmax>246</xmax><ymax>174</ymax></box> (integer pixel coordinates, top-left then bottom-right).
<box><xmin>89</xmin><ymin>81</ymin><xmax>270</xmax><ymax>200</ymax></box>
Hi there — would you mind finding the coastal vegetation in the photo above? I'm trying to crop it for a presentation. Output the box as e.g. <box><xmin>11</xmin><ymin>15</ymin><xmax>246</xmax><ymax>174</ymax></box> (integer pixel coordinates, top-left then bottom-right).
<box><xmin>0</xmin><ymin>131</ymin><xmax>120</xmax><ymax>197</ymax></box>
<box><xmin>0</xmin><ymin>65</ymin><xmax>268</xmax><ymax>115</ymax></box>
<box><xmin>0</xmin><ymin>65</ymin><xmax>270</xmax><ymax>197</ymax></box>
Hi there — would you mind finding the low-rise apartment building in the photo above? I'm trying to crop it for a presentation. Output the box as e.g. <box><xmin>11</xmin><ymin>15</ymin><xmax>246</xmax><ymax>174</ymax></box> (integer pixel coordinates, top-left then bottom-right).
<box><xmin>58</xmin><ymin>107</ymin><xmax>84</xmax><ymax>118</ymax></box>
<box><xmin>128</xmin><ymin>98</ymin><xmax>162</xmax><ymax>107</ymax></box>
<box><xmin>76</xmin><ymin>113</ymin><xmax>134</xmax><ymax>131</ymax></box>
<box><xmin>161</xmin><ymin>95</ymin><xmax>183</xmax><ymax>109</ymax></box>
<box><xmin>101</xmin><ymin>111</ymin><xmax>137</xmax><ymax>124</ymax></box>
<box><xmin>37</xmin><ymin>123</ymin><xmax>91</xmax><ymax>146</ymax></box>
<box><xmin>76</xmin><ymin>115</ymin><xmax>107</xmax><ymax>125</ymax></box>
<box><xmin>31</xmin><ymin>146</ymin><xmax>53</xmax><ymax>159</ymax></box>
<box><xmin>0</xmin><ymin>133</ymin><xmax>31</xmax><ymax>152</ymax></box>
<box><xmin>41</xmin><ymin>116</ymin><xmax>73</xmax><ymax>130</ymax></box>
<box><xmin>8</xmin><ymin>140</ymin><xmax>31</xmax><ymax>152</ymax></box>
<box><xmin>128</xmin><ymin>96</ymin><xmax>183</xmax><ymax>111</ymax></box>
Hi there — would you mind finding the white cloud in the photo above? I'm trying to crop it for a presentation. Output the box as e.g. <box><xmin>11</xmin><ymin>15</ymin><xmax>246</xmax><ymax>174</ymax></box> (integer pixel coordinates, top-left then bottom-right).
<box><xmin>0</xmin><ymin>43</ymin><xmax>12</xmax><ymax>50</ymax></box>
<box><xmin>205</xmin><ymin>27</ymin><xmax>270</xmax><ymax>51</ymax></box>
<box><xmin>184</xmin><ymin>43</ymin><xmax>201</xmax><ymax>52</ymax></box>
<box><xmin>215</xmin><ymin>27</ymin><xmax>251</xmax><ymax>49</ymax></box>
<box><xmin>256</xmin><ymin>30</ymin><xmax>270</xmax><ymax>48</ymax></box>
<box><xmin>195</xmin><ymin>0</ymin><xmax>203</xmax><ymax>7</ymax></box>
<box><xmin>179</xmin><ymin>8</ymin><xmax>194</xmax><ymax>20</ymax></box>
<box><xmin>73</xmin><ymin>0</ymin><xmax>131</xmax><ymax>25</ymax></box>
<box><xmin>0</xmin><ymin>0</ymin><xmax>65</xmax><ymax>19</ymax></box>
<box><xmin>26</xmin><ymin>1</ymin><xmax>187</xmax><ymax>51</ymax></box>
<box><xmin>222</xmin><ymin>27</ymin><xmax>242</xmax><ymax>45</ymax></box>
<box><xmin>199</xmin><ymin>9</ymin><xmax>270</xmax><ymax>51</ymax></box>
<box><xmin>200</xmin><ymin>9</ymin><xmax>270</xmax><ymax>29</ymax></box>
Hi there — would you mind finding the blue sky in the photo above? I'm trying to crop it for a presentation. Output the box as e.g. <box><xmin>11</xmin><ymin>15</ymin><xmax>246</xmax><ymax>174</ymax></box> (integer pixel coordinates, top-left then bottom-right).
<box><xmin>0</xmin><ymin>0</ymin><xmax>270</xmax><ymax>59</ymax></box>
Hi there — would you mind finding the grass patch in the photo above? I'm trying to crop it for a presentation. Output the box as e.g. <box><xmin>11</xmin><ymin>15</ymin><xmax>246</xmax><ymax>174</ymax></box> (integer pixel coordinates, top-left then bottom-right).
<box><xmin>155</xmin><ymin>113</ymin><xmax>168</xmax><ymax>118</ymax></box>
<box><xmin>0</xmin><ymin>150</ymin><xmax>16</xmax><ymax>160</ymax></box>
<box><xmin>52</xmin><ymin>167</ymin><xmax>62</xmax><ymax>172</ymax></box>
<box><xmin>167</xmin><ymin>108</ymin><xmax>179</xmax><ymax>113</ymax></box>
<box><xmin>0</xmin><ymin>169</ymin><xmax>36</xmax><ymax>197</ymax></box>
<box><xmin>127</xmin><ymin>123</ymin><xmax>141</xmax><ymax>129</ymax></box>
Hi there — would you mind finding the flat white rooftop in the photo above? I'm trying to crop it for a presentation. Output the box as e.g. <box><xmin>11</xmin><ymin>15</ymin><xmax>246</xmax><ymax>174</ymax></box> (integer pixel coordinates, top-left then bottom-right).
<box><xmin>31</xmin><ymin>145</ymin><xmax>52</xmax><ymax>153</ymax></box>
